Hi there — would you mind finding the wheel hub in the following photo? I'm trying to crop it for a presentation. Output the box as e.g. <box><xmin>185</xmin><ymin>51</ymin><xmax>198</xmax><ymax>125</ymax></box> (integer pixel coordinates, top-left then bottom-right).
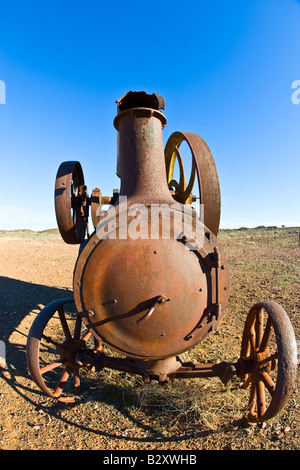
<box><xmin>58</xmin><ymin>338</ymin><xmax>87</xmax><ymax>368</ymax></box>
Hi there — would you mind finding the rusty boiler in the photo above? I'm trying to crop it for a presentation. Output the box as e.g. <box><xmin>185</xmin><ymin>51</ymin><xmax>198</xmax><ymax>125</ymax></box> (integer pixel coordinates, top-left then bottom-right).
<box><xmin>26</xmin><ymin>91</ymin><xmax>298</xmax><ymax>425</ymax></box>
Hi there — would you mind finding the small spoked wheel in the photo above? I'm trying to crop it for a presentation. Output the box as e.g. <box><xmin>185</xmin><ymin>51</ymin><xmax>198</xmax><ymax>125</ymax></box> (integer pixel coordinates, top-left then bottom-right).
<box><xmin>239</xmin><ymin>301</ymin><xmax>297</xmax><ymax>424</ymax></box>
<box><xmin>55</xmin><ymin>161</ymin><xmax>89</xmax><ymax>244</ymax></box>
<box><xmin>26</xmin><ymin>299</ymin><xmax>100</xmax><ymax>403</ymax></box>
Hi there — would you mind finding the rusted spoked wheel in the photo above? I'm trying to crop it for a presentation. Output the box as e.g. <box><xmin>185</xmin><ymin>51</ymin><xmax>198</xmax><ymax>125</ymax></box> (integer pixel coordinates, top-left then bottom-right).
<box><xmin>55</xmin><ymin>161</ymin><xmax>89</xmax><ymax>244</ymax></box>
<box><xmin>164</xmin><ymin>132</ymin><xmax>220</xmax><ymax>236</ymax></box>
<box><xmin>26</xmin><ymin>298</ymin><xmax>98</xmax><ymax>403</ymax></box>
<box><xmin>239</xmin><ymin>301</ymin><xmax>297</xmax><ymax>424</ymax></box>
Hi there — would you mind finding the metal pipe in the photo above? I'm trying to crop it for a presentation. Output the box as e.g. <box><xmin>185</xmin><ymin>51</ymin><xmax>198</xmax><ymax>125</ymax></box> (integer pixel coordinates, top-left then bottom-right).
<box><xmin>114</xmin><ymin>92</ymin><xmax>173</xmax><ymax>206</ymax></box>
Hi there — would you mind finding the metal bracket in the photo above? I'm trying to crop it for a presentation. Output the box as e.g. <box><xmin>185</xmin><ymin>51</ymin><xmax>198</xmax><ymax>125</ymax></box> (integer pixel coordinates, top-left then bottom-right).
<box><xmin>184</xmin><ymin>245</ymin><xmax>222</xmax><ymax>340</ymax></box>
<box><xmin>211</xmin><ymin>247</ymin><xmax>221</xmax><ymax>330</ymax></box>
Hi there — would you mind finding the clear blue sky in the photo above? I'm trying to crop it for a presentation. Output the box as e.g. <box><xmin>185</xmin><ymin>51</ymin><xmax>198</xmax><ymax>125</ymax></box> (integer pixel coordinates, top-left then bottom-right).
<box><xmin>0</xmin><ymin>0</ymin><xmax>299</xmax><ymax>230</ymax></box>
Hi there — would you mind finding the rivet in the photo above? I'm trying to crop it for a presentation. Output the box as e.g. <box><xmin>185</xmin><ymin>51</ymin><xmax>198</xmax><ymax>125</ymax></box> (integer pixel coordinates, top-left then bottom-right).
<box><xmin>102</xmin><ymin>299</ymin><xmax>118</xmax><ymax>306</ymax></box>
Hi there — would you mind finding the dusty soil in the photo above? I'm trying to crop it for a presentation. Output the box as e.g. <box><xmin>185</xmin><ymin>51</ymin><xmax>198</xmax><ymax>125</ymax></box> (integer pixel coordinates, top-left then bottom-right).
<box><xmin>0</xmin><ymin>227</ymin><xmax>299</xmax><ymax>451</ymax></box>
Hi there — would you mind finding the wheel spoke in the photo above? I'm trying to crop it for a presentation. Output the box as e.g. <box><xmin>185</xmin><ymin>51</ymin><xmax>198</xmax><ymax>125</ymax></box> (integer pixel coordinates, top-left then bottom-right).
<box><xmin>94</xmin><ymin>337</ymin><xmax>102</xmax><ymax>352</ymax></box>
<box><xmin>74</xmin><ymin>315</ymin><xmax>82</xmax><ymax>339</ymax></box>
<box><xmin>260</xmin><ymin>371</ymin><xmax>275</xmax><ymax>396</ymax></box>
<box><xmin>82</xmin><ymin>330</ymin><xmax>92</xmax><ymax>342</ymax></box>
<box><xmin>259</xmin><ymin>316</ymin><xmax>273</xmax><ymax>352</ymax></box>
<box><xmin>184</xmin><ymin>157</ymin><xmax>197</xmax><ymax>201</ymax></box>
<box><xmin>74</xmin><ymin>369</ymin><xmax>81</xmax><ymax>395</ymax></box>
<box><xmin>256</xmin><ymin>380</ymin><xmax>267</xmax><ymax>418</ymax></box>
<box><xmin>248</xmin><ymin>381</ymin><xmax>257</xmax><ymax>415</ymax></box>
<box><xmin>53</xmin><ymin>366</ymin><xmax>72</xmax><ymax>398</ymax></box>
<box><xmin>58</xmin><ymin>306</ymin><xmax>72</xmax><ymax>340</ymax></box>
<box><xmin>249</xmin><ymin>322</ymin><xmax>256</xmax><ymax>351</ymax></box>
<box><xmin>242</xmin><ymin>374</ymin><xmax>251</xmax><ymax>389</ymax></box>
<box><xmin>40</xmin><ymin>360</ymin><xmax>65</xmax><ymax>375</ymax></box>
<box><xmin>173</xmin><ymin>147</ymin><xmax>197</xmax><ymax>204</ymax></box>
<box><xmin>174</xmin><ymin>147</ymin><xmax>187</xmax><ymax>195</ymax></box>
<box><xmin>41</xmin><ymin>334</ymin><xmax>63</xmax><ymax>349</ymax></box>
<box><xmin>258</xmin><ymin>351</ymin><xmax>278</xmax><ymax>367</ymax></box>
<box><xmin>255</xmin><ymin>307</ymin><xmax>264</xmax><ymax>349</ymax></box>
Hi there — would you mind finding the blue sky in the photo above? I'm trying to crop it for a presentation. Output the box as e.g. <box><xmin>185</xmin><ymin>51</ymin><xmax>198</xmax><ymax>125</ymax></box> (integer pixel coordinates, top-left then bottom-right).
<box><xmin>0</xmin><ymin>0</ymin><xmax>299</xmax><ymax>230</ymax></box>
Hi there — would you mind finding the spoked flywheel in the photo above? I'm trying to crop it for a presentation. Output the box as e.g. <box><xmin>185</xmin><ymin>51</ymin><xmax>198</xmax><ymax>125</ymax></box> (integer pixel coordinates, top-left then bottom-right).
<box><xmin>26</xmin><ymin>299</ymin><xmax>101</xmax><ymax>403</ymax></box>
<box><xmin>238</xmin><ymin>301</ymin><xmax>297</xmax><ymax>424</ymax></box>
<box><xmin>164</xmin><ymin>131</ymin><xmax>221</xmax><ymax>236</ymax></box>
<box><xmin>55</xmin><ymin>161</ymin><xmax>89</xmax><ymax>244</ymax></box>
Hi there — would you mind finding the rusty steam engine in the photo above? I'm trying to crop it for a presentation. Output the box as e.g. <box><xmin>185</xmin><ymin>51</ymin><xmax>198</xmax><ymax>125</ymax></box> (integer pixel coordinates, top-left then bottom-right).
<box><xmin>26</xmin><ymin>91</ymin><xmax>297</xmax><ymax>425</ymax></box>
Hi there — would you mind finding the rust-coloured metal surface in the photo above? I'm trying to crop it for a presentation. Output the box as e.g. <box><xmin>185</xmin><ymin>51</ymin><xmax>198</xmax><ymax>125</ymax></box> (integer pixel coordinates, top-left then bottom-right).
<box><xmin>55</xmin><ymin>161</ymin><xmax>88</xmax><ymax>244</ymax></box>
<box><xmin>114</xmin><ymin>96</ymin><xmax>170</xmax><ymax>206</ymax></box>
<box><xmin>73</xmin><ymin>93</ymin><xmax>229</xmax><ymax>360</ymax></box>
<box><xmin>73</xmin><ymin>229</ymin><xmax>230</xmax><ymax>360</ymax></box>
<box><xmin>238</xmin><ymin>301</ymin><xmax>297</xmax><ymax>423</ymax></box>
<box><xmin>26</xmin><ymin>298</ymin><xmax>79</xmax><ymax>403</ymax></box>
<box><xmin>165</xmin><ymin>132</ymin><xmax>221</xmax><ymax>237</ymax></box>
<box><xmin>26</xmin><ymin>90</ymin><xmax>297</xmax><ymax>425</ymax></box>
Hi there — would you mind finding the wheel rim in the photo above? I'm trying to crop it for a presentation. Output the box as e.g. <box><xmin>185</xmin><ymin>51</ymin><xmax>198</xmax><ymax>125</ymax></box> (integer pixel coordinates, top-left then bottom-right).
<box><xmin>164</xmin><ymin>131</ymin><xmax>221</xmax><ymax>236</ymax></box>
<box><xmin>239</xmin><ymin>301</ymin><xmax>297</xmax><ymax>423</ymax></box>
<box><xmin>55</xmin><ymin>161</ymin><xmax>89</xmax><ymax>244</ymax></box>
<box><xmin>26</xmin><ymin>299</ymin><xmax>98</xmax><ymax>403</ymax></box>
